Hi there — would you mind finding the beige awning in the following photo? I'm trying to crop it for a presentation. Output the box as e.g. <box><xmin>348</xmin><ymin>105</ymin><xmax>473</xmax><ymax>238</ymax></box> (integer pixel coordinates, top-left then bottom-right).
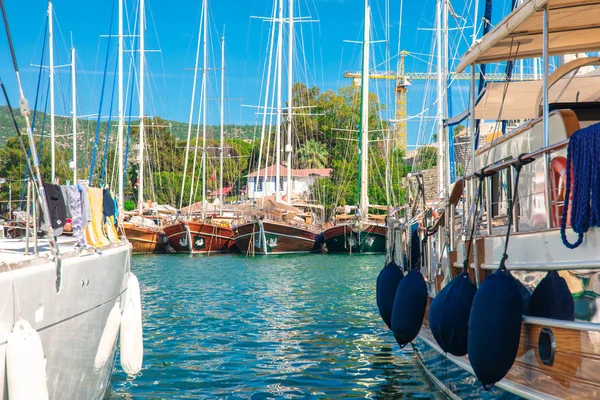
<box><xmin>457</xmin><ymin>0</ymin><xmax>600</xmax><ymax>72</ymax></box>
<box><xmin>476</xmin><ymin>74</ymin><xmax>600</xmax><ymax>120</ymax></box>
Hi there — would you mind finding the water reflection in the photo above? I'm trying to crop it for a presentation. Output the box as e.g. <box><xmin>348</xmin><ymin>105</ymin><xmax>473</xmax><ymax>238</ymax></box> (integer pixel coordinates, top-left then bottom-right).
<box><xmin>108</xmin><ymin>254</ymin><xmax>441</xmax><ymax>399</ymax></box>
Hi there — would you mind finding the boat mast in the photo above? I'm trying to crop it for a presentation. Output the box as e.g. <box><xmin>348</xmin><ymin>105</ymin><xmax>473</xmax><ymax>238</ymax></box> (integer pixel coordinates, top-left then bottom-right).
<box><xmin>137</xmin><ymin>0</ymin><xmax>145</xmax><ymax>214</ymax></box>
<box><xmin>275</xmin><ymin>0</ymin><xmax>284</xmax><ymax>203</ymax></box>
<box><xmin>48</xmin><ymin>1</ymin><xmax>55</xmax><ymax>182</ymax></box>
<box><xmin>219</xmin><ymin>33</ymin><xmax>225</xmax><ymax>215</ymax></box>
<box><xmin>436</xmin><ymin>0</ymin><xmax>448</xmax><ymax>196</ymax></box>
<box><xmin>285</xmin><ymin>0</ymin><xmax>293</xmax><ymax>205</ymax></box>
<box><xmin>358</xmin><ymin>0</ymin><xmax>370</xmax><ymax>222</ymax></box>
<box><xmin>201</xmin><ymin>0</ymin><xmax>208</xmax><ymax>218</ymax></box>
<box><xmin>71</xmin><ymin>46</ymin><xmax>77</xmax><ymax>183</ymax></box>
<box><xmin>118</xmin><ymin>0</ymin><xmax>124</xmax><ymax>215</ymax></box>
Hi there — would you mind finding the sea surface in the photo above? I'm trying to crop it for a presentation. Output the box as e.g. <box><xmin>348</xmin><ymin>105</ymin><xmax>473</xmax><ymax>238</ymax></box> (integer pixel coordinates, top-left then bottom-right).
<box><xmin>108</xmin><ymin>253</ymin><xmax>443</xmax><ymax>399</ymax></box>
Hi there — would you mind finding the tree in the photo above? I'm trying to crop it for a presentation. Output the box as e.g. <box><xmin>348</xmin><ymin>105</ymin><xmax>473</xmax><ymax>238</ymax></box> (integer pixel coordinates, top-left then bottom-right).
<box><xmin>297</xmin><ymin>140</ymin><xmax>329</xmax><ymax>169</ymax></box>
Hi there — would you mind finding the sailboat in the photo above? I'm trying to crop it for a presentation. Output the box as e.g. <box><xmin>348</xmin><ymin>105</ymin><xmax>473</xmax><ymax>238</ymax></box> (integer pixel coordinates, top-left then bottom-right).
<box><xmin>383</xmin><ymin>0</ymin><xmax>600</xmax><ymax>397</ymax></box>
<box><xmin>0</xmin><ymin>1</ymin><xmax>143</xmax><ymax>398</ymax></box>
<box><xmin>122</xmin><ymin>0</ymin><xmax>168</xmax><ymax>253</ymax></box>
<box><xmin>232</xmin><ymin>0</ymin><xmax>321</xmax><ymax>255</ymax></box>
<box><xmin>322</xmin><ymin>0</ymin><xmax>386</xmax><ymax>254</ymax></box>
<box><xmin>164</xmin><ymin>0</ymin><xmax>237</xmax><ymax>254</ymax></box>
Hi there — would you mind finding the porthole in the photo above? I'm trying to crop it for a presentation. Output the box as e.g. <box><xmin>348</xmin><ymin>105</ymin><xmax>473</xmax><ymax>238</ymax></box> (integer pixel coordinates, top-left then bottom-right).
<box><xmin>538</xmin><ymin>327</ymin><xmax>556</xmax><ymax>366</ymax></box>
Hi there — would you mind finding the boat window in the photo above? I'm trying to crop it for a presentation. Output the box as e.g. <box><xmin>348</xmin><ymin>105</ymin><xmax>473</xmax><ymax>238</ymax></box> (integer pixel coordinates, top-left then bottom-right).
<box><xmin>491</xmin><ymin>168</ymin><xmax>511</xmax><ymax>219</ymax></box>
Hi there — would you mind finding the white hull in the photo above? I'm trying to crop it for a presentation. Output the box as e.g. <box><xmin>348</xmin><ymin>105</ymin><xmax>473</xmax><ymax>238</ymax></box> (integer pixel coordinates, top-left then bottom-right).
<box><xmin>0</xmin><ymin>239</ymin><xmax>131</xmax><ymax>400</ymax></box>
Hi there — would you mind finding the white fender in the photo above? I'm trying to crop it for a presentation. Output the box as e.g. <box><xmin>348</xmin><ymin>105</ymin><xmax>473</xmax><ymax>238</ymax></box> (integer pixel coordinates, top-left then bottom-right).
<box><xmin>94</xmin><ymin>301</ymin><xmax>122</xmax><ymax>370</ymax></box>
<box><xmin>6</xmin><ymin>319</ymin><xmax>49</xmax><ymax>400</ymax></box>
<box><xmin>120</xmin><ymin>272</ymin><xmax>143</xmax><ymax>376</ymax></box>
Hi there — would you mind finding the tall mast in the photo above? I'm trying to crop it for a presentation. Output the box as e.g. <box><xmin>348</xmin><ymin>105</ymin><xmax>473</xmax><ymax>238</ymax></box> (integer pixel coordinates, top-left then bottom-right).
<box><xmin>48</xmin><ymin>1</ymin><xmax>55</xmax><ymax>182</ymax></box>
<box><xmin>118</xmin><ymin>0</ymin><xmax>124</xmax><ymax>215</ymax></box>
<box><xmin>436</xmin><ymin>0</ymin><xmax>446</xmax><ymax>196</ymax></box>
<box><xmin>71</xmin><ymin>46</ymin><xmax>77</xmax><ymax>183</ymax></box>
<box><xmin>201</xmin><ymin>0</ymin><xmax>208</xmax><ymax>217</ymax></box>
<box><xmin>285</xmin><ymin>0</ymin><xmax>293</xmax><ymax>205</ymax></box>
<box><xmin>358</xmin><ymin>0</ymin><xmax>370</xmax><ymax>222</ymax></box>
<box><xmin>137</xmin><ymin>0</ymin><xmax>145</xmax><ymax>214</ymax></box>
<box><xmin>219</xmin><ymin>33</ymin><xmax>225</xmax><ymax>215</ymax></box>
<box><xmin>275</xmin><ymin>0</ymin><xmax>284</xmax><ymax>203</ymax></box>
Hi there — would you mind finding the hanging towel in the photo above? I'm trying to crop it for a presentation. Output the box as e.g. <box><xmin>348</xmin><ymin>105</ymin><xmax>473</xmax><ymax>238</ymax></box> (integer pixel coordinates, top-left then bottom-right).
<box><xmin>42</xmin><ymin>182</ymin><xmax>66</xmax><ymax>237</ymax></box>
<box><xmin>103</xmin><ymin>189</ymin><xmax>116</xmax><ymax>218</ymax></box>
<box><xmin>60</xmin><ymin>185</ymin><xmax>72</xmax><ymax>218</ymax></box>
<box><xmin>69</xmin><ymin>185</ymin><xmax>86</xmax><ymax>246</ymax></box>
<box><xmin>80</xmin><ymin>184</ymin><xmax>92</xmax><ymax>228</ymax></box>
<box><xmin>87</xmin><ymin>187</ymin><xmax>110</xmax><ymax>247</ymax></box>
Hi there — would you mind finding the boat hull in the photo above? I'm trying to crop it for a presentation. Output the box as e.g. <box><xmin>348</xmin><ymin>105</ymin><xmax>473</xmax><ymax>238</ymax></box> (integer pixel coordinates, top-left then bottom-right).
<box><xmin>323</xmin><ymin>223</ymin><xmax>386</xmax><ymax>254</ymax></box>
<box><xmin>0</xmin><ymin>241</ymin><xmax>131</xmax><ymax>400</ymax></box>
<box><xmin>123</xmin><ymin>223</ymin><xmax>167</xmax><ymax>254</ymax></box>
<box><xmin>233</xmin><ymin>221</ymin><xmax>317</xmax><ymax>255</ymax></box>
<box><xmin>164</xmin><ymin>221</ymin><xmax>237</xmax><ymax>253</ymax></box>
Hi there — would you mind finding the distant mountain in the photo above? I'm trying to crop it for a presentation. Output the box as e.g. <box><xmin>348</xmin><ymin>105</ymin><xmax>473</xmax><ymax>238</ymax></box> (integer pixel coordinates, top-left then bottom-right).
<box><xmin>0</xmin><ymin>105</ymin><xmax>260</xmax><ymax>143</ymax></box>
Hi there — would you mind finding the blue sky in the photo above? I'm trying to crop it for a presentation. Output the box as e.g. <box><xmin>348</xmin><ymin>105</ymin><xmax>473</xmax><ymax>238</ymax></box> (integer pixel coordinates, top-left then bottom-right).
<box><xmin>0</xmin><ymin>0</ymin><xmax>515</xmax><ymax>147</ymax></box>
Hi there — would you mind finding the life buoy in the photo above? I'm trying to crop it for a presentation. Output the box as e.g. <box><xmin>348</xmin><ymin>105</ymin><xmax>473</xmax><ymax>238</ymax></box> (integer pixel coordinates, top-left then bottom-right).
<box><xmin>120</xmin><ymin>272</ymin><xmax>144</xmax><ymax>376</ymax></box>
<box><xmin>94</xmin><ymin>301</ymin><xmax>122</xmax><ymax>370</ymax></box>
<box><xmin>549</xmin><ymin>156</ymin><xmax>571</xmax><ymax>227</ymax></box>
<box><xmin>7</xmin><ymin>319</ymin><xmax>49</xmax><ymax>400</ymax></box>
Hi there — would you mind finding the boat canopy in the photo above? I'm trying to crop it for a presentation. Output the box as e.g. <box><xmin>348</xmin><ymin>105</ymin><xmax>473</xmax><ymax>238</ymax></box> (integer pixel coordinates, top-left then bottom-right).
<box><xmin>476</xmin><ymin>74</ymin><xmax>600</xmax><ymax>120</ymax></box>
<box><xmin>457</xmin><ymin>0</ymin><xmax>600</xmax><ymax>72</ymax></box>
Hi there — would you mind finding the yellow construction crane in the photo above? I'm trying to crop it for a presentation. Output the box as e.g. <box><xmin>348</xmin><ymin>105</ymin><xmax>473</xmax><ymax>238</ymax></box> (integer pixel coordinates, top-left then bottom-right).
<box><xmin>344</xmin><ymin>51</ymin><xmax>536</xmax><ymax>151</ymax></box>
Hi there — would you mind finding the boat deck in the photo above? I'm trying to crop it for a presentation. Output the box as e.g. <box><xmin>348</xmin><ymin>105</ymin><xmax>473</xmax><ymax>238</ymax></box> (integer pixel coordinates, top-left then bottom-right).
<box><xmin>0</xmin><ymin>236</ymin><xmax>126</xmax><ymax>268</ymax></box>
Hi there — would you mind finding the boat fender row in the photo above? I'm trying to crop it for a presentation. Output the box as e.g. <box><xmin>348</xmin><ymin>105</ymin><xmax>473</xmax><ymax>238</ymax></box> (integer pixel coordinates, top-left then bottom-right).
<box><xmin>468</xmin><ymin>269</ymin><xmax>527</xmax><ymax>390</ymax></box>
<box><xmin>429</xmin><ymin>271</ymin><xmax>477</xmax><ymax>357</ymax></box>
<box><xmin>6</xmin><ymin>319</ymin><xmax>49</xmax><ymax>400</ymax></box>
<box><xmin>391</xmin><ymin>270</ymin><xmax>428</xmax><ymax>348</ymax></box>
<box><xmin>120</xmin><ymin>272</ymin><xmax>144</xmax><ymax>376</ymax></box>
<box><xmin>376</xmin><ymin>260</ymin><xmax>404</xmax><ymax>330</ymax></box>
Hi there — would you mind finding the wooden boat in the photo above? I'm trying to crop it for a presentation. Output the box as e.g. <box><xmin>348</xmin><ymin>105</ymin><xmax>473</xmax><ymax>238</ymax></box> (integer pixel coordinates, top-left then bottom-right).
<box><xmin>323</xmin><ymin>221</ymin><xmax>386</xmax><ymax>254</ymax></box>
<box><xmin>383</xmin><ymin>1</ymin><xmax>600</xmax><ymax>397</ymax></box>
<box><xmin>233</xmin><ymin>219</ymin><xmax>317</xmax><ymax>255</ymax></box>
<box><xmin>122</xmin><ymin>219</ymin><xmax>167</xmax><ymax>254</ymax></box>
<box><xmin>164</xmin><ymin>219</ymin><xmax>236</xmax><ymax>254</ymax></box>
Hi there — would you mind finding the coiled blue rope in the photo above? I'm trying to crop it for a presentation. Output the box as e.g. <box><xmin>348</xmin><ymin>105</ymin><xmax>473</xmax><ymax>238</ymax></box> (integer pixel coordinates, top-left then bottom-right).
<box><xmin>561</xmin><ymin>123</ymin><xmax>600</xmax><ymax>249</ymax></box>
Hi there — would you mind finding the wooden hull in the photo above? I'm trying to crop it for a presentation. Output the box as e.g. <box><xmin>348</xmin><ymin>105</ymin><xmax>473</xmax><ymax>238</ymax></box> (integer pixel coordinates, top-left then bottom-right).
<box><xmin>164</xmin><ymin>221</ymin><xmax>237</xmax><ymax>253</ymax></box>
<box><xmin>414</xmin><ymin>294</ymin><xmax>600</xmax><ymax>399</ymax></box>
<box><xmin>233</xmin><ymin>221</ymin><xmax>317</xmax><ymax>255</ymax></box>
<box><xmin>123</xmin><ymin>223</ymin><xmax>167</xmax><ymax>254</ymax></box>
<box><xmin>323</xmin><ymin>223</ymin><xmax>386</xmax><ymax>254</ymax></box>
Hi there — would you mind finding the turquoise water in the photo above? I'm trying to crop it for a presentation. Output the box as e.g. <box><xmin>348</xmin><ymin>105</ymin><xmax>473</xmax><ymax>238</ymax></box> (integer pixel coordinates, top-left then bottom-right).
<box><xmin>108</xmin><ymin>254</ymin><xmax>442</xmax><ymax>399</ymax></box>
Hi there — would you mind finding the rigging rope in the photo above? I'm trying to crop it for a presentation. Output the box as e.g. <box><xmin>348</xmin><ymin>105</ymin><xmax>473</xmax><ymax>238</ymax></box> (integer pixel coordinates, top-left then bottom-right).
<box><xmin>474</xmin><ymin>0</ymin><xmax>493</xmax><ymax>147</ymax></box>
<box><xmin>88</xmin><ymin>0</ymin><xmax>115</xmax><ymax>185</ymax></box>
<box><xmin>462</xmin><ymin>171</ymin><xmax>485</xmax><ymax>273</ymax></box>
<box><xmin>123</xmin><ymin>52</ymin><xmax>137</xmax><ymax>192</ymax></box>
<box><xmin>19</xmin><ymin>16</ymin><xmax>48</xmax><ymax>208</ymax></box>
<box><xmin>497</xmin><ymin>155</ymin><xmax>531</xmax><ymax>270</ymax></box>
<box><xmin>100</xmin><ymin>57</ymin><xmax>119</xmax><ymax>186</ymax></box>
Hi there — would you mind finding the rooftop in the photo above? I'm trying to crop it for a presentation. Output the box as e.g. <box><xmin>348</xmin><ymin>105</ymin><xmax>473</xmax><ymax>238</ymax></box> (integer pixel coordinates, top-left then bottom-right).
<box><xmin>247</xmin><ymin>164</ymin><xmax>332</xmax><ymax>178</ymax></box>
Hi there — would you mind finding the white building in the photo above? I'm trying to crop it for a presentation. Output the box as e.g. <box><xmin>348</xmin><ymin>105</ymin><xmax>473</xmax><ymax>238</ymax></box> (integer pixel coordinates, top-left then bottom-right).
<box><xmin>246</xmin><ymin>164</ymin><xmax>332</xmax><ymax>200</ymax></box>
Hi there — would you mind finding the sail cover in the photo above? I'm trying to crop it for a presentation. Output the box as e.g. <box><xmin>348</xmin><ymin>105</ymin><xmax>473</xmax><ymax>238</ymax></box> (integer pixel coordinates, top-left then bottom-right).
<box><xmin>457</xmin><ymin>0</ymin><xmax>600</xmax><ymax>72</ymax></box>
